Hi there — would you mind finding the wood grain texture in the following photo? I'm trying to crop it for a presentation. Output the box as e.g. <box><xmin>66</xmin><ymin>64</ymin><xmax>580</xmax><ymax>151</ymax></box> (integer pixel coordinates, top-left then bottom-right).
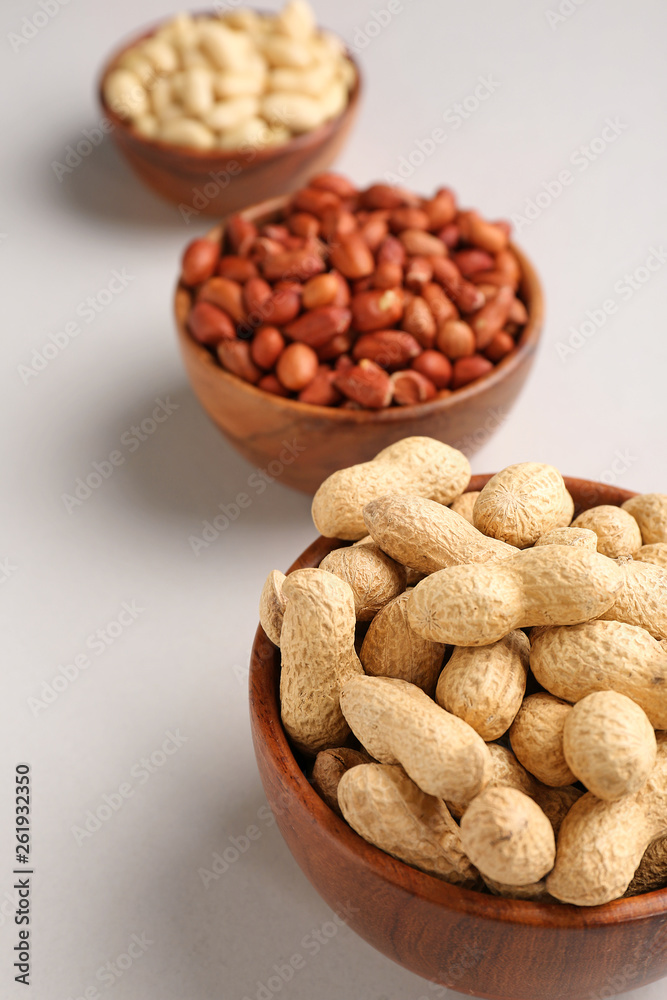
<box><xmin>98</xmin><ymin>16</ymin><xmax>361</xmax><ymax>216</ymax></box>
<box><xmin>249</xmin><ymin>478</ymin><xmax>667</xmax><ymax>1000</ymax></box>
<box><xmin>175</xmin><ymin>212</ymin><xmax>544</xmax><ymax>495</ymax></box>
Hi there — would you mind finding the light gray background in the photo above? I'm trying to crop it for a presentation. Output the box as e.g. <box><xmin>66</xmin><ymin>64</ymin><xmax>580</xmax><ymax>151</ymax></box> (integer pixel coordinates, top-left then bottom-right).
<box><xmin>2</xmin><ymin>0</ymin><xmax>667</xmax><ymax>997</ymax></box>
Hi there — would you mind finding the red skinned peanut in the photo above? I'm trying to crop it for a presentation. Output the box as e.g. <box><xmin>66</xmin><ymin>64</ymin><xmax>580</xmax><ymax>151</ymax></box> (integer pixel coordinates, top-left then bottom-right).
<box><xmin>276</xmin><ymin>342</ymin><xmax>319</xmax><ymax>391</ymax></box>
<box><xmin>217</xmin><ymin>339</ymin><xmax>262</xmax><ymax>383</ymax></box>
<box><xmin>334</xmin><ymin>358</ymin><xmax>394</xmax><ymax>408</ymax></box>
<box><xmin>284</xmin><ymin>306</ymin><xmax>352</xmax><ymax>347</ymax></box>
<box><xmin>250</xmin><ymin>326</ymin><xmax>285</xmax><ymax>370</ymax></box>
<box><xmin>351</xmin><ymin>288</ymin><xmax>404</xmax><ymax>331</ymax></box>
<box><xmin>181</xmin><ymin>239</ymin><xmax>220</xmax><ymax>286</ymax></box>
<box><xmin>352</xmin><ymin>330</ymin><xmax>421</xmax><ymax>369</ymax></box>
<box><xmin>451</xmin><ymin>354</ymin><xmax>494</xmax><ymax>388</ymax></box>
<box><xmin>391</xmin><ymin>369</ymin><xmax>437</xmax><ymax>404</ymax></box>
<box><xmin>188</xmin><ymin>301</ymin><xmax>235</xmax><ymax>345</ymax></box>
<box><xmin>411</xmin><ymin>350</ymin><xmax>452</xmax><ymax>388</ymax></box>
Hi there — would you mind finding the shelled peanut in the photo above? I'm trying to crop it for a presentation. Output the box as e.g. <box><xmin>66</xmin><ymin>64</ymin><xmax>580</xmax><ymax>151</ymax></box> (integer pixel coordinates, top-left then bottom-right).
<box><xmin>181</xmin><ymin>175</ymin><xmax>529</xmax><ymax>408</ymax></box>
<box><xmin>257</xmin><ymin>441</ymin><xmax>667</xmax><ymax>906</ymax></box>
<box><xmin>103</xmin><ymin>1</ymin><xmax>355</xmax><ymax>149</ymax></box>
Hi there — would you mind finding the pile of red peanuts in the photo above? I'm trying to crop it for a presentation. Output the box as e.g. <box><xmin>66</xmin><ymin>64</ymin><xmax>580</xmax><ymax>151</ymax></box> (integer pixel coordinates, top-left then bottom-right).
<box><xmin>181</xmin><ymin>174</ymin><xmax>528</xmax><ymax>409</ymax></box>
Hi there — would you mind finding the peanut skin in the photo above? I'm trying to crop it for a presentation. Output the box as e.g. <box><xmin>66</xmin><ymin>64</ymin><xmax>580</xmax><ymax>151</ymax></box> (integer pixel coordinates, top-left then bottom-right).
<box><xmin>509</xmin><ymin>693</ymin><xmax>576</xmax><ymax>787</ymax></box>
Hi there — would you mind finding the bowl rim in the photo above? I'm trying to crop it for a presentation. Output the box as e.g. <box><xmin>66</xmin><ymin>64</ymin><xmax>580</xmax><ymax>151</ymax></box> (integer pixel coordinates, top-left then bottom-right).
<box><xmin>249</xmin><ymin>474</ymin><xmax>667</xmax><ymax>928</ymax></box>
<box><xmin>174</xmin><ymin>204</ymin><xmax>544</xmax><ymax>423</ymax></box>
<box><xmin>97</xmin><ymin>9</ymin><xmax>362</xmax><ymax>161</ymax></box>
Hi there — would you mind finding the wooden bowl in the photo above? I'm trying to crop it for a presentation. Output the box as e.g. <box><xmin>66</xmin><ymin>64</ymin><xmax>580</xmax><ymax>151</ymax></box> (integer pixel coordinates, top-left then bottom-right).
<box><xmin>175</xmin><ymin>202</ymin><xmax>544</xmax><ymax>494</ymax></box>
<box><xmin>98</xmin><ymin>16</ymin><xmax>361</xmax><ymax>216</ymax></box>
<box><xmin>249</xmin><ymin>476</ymin><xmax>667</xmax><ymax>1000</ymax></box>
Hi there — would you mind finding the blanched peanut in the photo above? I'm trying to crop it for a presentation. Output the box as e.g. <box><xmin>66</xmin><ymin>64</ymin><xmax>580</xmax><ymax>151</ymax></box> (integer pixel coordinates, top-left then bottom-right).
<box><xmin>563</xmin><ymin>691</ymin><xmax>656</xmax><ymax>801</ymax></box>
<box><xmin>206</xmin><ymin>96</ymin><xmax>259</xmax><ymax>131</ymax></box>
<box><xmin>199</xmin><ymin>21</ymin><xmax>253</xmax><ymax>71</ymax></box>
<box><xmin>408</xmin><ymin>546</ymin><xmax>623</xmax><ymax>646</ymax></box>
<box><xmin>104</xmin><ymin>69</ymin><xmax>149</xmax><ymax>117</ymax></box>
<box><xmin>213</xmin><ymin>69</ymin><xmax>267</xmax><ymax>98</ymax></box>
<box><xmin>217</xmin><ymin>117</ymin><xmax>270</xmax><ymax>150</ymax></box>
<box><xmin>275</xmin><ymin>0</ymin><xmax>317</xmax><ymax>40</ymax></box>
<box><xmin>436</xmin><ymin>630</ymin><xmax>529</xmax><ymax>741</ymax></box>
<box><xmin>262</xmin><ymin>92</ymin><xmax>327</xmax><ymax>132</ymax></box>
<box><xmin>572</xmin><ymin>505</ymin><xmax>642</xmax><ymax>558</ymax></box>
<box><xmin>182</xmin><ymin>66</ymin><xmax>215</xmax><ymax>117</ymax></box>
<box><xmin>158</xmin><ymin>118</ymin><xmax>215</xmax><ymax>148</ymax></box>
<box><xmin>510</xmin><ymin>693</ymin><xmax>575</xmax><ymax>787</ymax></box>
<box><xmin>340</xmin><ymin>675</ymin><xmax>491</xmax><ymax>802</ymax></box>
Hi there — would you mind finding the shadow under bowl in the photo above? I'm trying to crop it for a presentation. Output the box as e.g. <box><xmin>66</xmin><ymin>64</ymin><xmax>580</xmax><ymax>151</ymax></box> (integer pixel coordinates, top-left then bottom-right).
<box><xmin>98</xmin><ymin>15</ymin><xmax>361</xmax><ymax>216</ymax></box>
<box><xmin>175</xmin><ymin>202</ymin><xmax>545</xmax><ymax>495</ymax></box>
<box><xmin>249</xmin><ymin>475</ymin><xmax>667</xmax><ymax>1000</ymax></box>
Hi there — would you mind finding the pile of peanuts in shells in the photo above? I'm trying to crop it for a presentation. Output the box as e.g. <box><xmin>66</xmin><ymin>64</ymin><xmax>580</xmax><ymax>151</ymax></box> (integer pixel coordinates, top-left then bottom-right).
<box><xmin>259</xmin><ymin>439</ymin><xmax>667</xmax><ymax>906</ymax></box>
<box><xmin>102</xmin><ymin>1</ymin><xmax>355</xmax><ymax>149</ymax></box>
<box><xmin>180</xmin><ymin>175</ymin><xmax>527</xmax><ymax>407</ymax></box>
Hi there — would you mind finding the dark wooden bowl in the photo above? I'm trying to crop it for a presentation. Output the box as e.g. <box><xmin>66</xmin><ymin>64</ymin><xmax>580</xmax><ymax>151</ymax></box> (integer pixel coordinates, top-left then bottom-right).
<box><xmin>175</xmin><ymin>203</ymin><xmax>544</xmax><ymax>494</ymax></box>
<box><xmin>249</xmin><ymin>476</ymin><xmax>667</xmax><ymax>1000</ymax></box>
<box><xmin>98</xmin><ymin>15</ymin><xmax>361</xmax><ymax>216</ymax></box>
